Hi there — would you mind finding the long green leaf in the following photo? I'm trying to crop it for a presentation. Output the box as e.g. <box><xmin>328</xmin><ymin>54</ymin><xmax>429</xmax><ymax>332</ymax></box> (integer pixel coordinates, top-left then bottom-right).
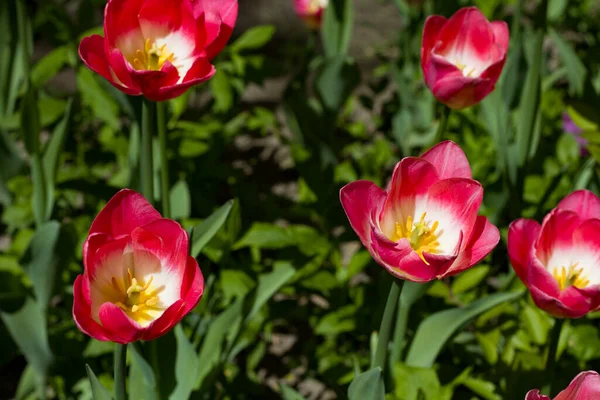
<box><xmin>129</xmin><ymin>345</ymin><xmax>158</xmax><ymax>400</ymax></box>
<box><xmin>169</xmin><ymin>325</ymin><xmax>200</xmax><ymax>400</ymax></box>
<box><xmin>247</xmin><ymin>261</ymin><xmax>295</xmax><ymax>321</ymax></box>
<box><xmin>348</xmin><ymin>368</ymin><xmax>385</xmax><ymax>400</ymax></box>
<box><xmin>549</xmin><ymin>28</ymin><xmax>586</xmax><ymax>96</ymax></box>
<box><xmin>280</xmin><ymin>384</ymin><xmax>306</xmax><ymax>400</ymax></box>
<box><xmin>189</xmin><ymin>200</ymin><xmax>234</xmax><ymax>257</ymax></box>
<box><xmin>42</xmin><ymin>99</ymin><xmax>72</xmax><ymax>220</ymax></box>
<box><xmin>1</xmin><ymin>299</ymin><xmax>52</xmax><ymax>390</ymax></box>
<box><xmin>321</xmin><ymin>0</ymin><xmax>354</xmax><ymax>57</ymax></box>
<box><xmin>22</xmin><ymin>221</ymin><xmax>60</xmax><ymax>309</ymax></box>
<box><xmin>405</xmin><ymin>291</ymin><xmax>524</xmax><ymax>368</ymax></box>
<box><xmin>86</xmin><ymin>364</ymin><xmax>112</xmax><ymax>400</ymax></box>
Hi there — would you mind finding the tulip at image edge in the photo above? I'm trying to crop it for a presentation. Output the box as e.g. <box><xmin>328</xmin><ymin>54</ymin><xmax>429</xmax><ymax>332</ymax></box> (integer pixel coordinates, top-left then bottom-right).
<box><xmin>72</xmin><ymin>189</ymin><xmax>204</xmax><ymax>344</ymax></box>
<box><xmin>340</xmin><ymin>140</ymin><xmax>500</xmax><ymax>283</ymax></box>
<box><xmin>525</xmin><ymin>370</ymin><xmax>600</xmax><ymax>399</ymax></box>
<box><xmin>508</xmin><ymin>190</ymin><xmax>600</xmax><ymax>319</ymax></box>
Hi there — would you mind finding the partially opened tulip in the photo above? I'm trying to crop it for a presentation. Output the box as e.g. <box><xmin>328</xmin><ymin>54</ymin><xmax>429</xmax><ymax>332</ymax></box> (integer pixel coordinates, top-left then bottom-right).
<box><xmin>73</xmin><ymin>189</ymin><xmax>203</xmax><ymax>344</ymax></box>
<box><xmin>79</xmin><ymin>0</ymin><xmax>238</xmax><ymax>101</ymax></box>
<box><xmin>294</xmin><ymin>0</ymin><xmax>328</xmax><ymax>29</ymax></box>
<box><xmin>421</xmin><ymin>7</ymin><xmax>509</xmax><ymax>109</ymax></box>
<box><xmin>340</xmin><ymin>141</ymin><xmax>500</xmax><ymax>282</ymax></box>
<box><xmin>509</xmin><ymin>190</ymin><xmax>600</xmax><ymax>318</ymax></box>
<box><xmin>526</xmin><ymin>371</ymin><xmax>600</xmax><ymax>399</ymax></box>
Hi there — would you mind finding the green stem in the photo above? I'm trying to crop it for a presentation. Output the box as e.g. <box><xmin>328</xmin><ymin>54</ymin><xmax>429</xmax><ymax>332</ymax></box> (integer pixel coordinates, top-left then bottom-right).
<box><xmin>114</xmin><ymin>344</ymin><xmax>127</xmax><ymax>400</ymax></box>
<box><xmin>372</xmin><ymin>279</ymin><xmax>404</xmax><ymax>371</ymax></box>
<box><xmin>156</xmin><ymin>101</ymin><xmax>170</xmax><ymax>218</ymax></box>
<box><xmin>389</xmin><ymin>293</ymin><xmax>409</xmax><ymax>371</ymax></box>
<box><xmin>141</xmin><ymin>100</ymin><xmax>155</xmax><ymax>202</ymax></box>
<box><xmin>542</xmin><ymin>318</ymin><xmax>564</xmax><ymax>396</ymax></box>
<box><xmin>432</xmin><ymin>107</ymin><xmax>451</xmax><ymax>146</ymax></box>
<box><xmin>30</xmin><ymin>153</ymin><xmax>46</xmax><ymax>227</ymax></box>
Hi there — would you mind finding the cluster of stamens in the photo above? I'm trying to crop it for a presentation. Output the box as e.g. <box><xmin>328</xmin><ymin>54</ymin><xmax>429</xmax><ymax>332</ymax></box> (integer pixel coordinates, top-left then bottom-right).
<box><xmin>130</xmin><ymin>38</ymin><xmax>174</xmax><ymax>71</ymax></box>
<box><xmin>454</xmin><ymin>60</ymin><xmax>477</xmax><ymax>77</ymax></box>
<box><xmin>391</xmin><ymin>212</ymin><xmax>441</xmax><ymax>265</ymax></box>
<box><xmin>112</xmin><ymin>269</ymin><xmax>160</xmax><ymax>314</ymax></box>
<box><xmin>552</xmin><ymin>263</ymin><xmax>589</xmax><ymax>291</ymax></box>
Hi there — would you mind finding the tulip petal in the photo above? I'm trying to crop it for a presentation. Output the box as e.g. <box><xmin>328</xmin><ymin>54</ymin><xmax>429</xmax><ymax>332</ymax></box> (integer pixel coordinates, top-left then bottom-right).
<box><xmin>89</xmin><ymin>189</ymin><xmax>161</xmax><ymax>239</ymax></box>
<box><xmin>490</xmin><ymin>21</ymin><xmax>509</xmax><ymax>52</ymax></box>
<box><xmin>72</xmin><ymin>275</ymin><xmax>112</xmax><ymax>342</ymax></box>
<box><xmin>381</xmin><ymin>158</ymin><xmax>440</xmax><ymax>238</ymax></box>
<box><xmin>105</xmin><ymin>0</ymin><xmax>145</xmax><ymax>52</ymax></box>
<box><xmin>555</xmin><ymin>371</ymin><xmax>600</xmax><ymax>400</ymax></box>
<box><xmin>193</xmin><ymin>0</ymin><xmax>238</xmax><ymax>59</ymax></box>
<box><xmin>421</xmin><ymin>140</ymin><xmax>472</xmax><ymax>180</ymax></box>
<box><xmin>525</xmin><ymin>389</ymin><xmax>550</xmax><ymax>400</ymax></box>
<box><xmin>435</xmin><ymin>7</ymin><xmax>496</xmax><ymax>68</ymax></box>
<box><xmin>443</xmin><ymin>216</ymin><xmax>499</xmax><ymax>277</ymax></box>
<box><xmin>535</xmin><ymin>210</ymin><xmax>580</xmax><ymax>265</ymax></box>
<box><xmin>79</xmin><ymin>35</ymin><xmax>140</xmax><ymax>96</ymax></box>
<box><xmin>557</xmin><ymin>190</ymin><xmax>600</xmax><ymax>221</ymax></box>
<box><xmin>98</xmin><ymin>302</ymin><xmax>144</xmax><ymax>344</ymax></box>
<box><xmin>507</xmin><ymin>219</ymin><xmax>541</xmax><ymax>283</ymax></box>
<box><xmin>149</xmin><ymin>57</ymin><xmax>215</xmax><ymax>101</ymax></box>
<box><xmin>417</xmin><ymin>178</ymin><xmax>483</xmax><ymax>255</ymax></box>
<box><xmin>131</xmin><ymin>219</ymin><xmax>189</xmax><ymax>276</ymax></box>
<box><xmin>340</xmin><ymin>180</ymin><xmax>387</xmax><ymax>247</ymax></box>
<box><xmin>421</xmin><ymin>15</ymin><xmax>447</xmax><ymax>72</ymax></box>
<box><xmin>142</xmin><ymin>300</ymin><xmax>185</xmax><ymax>341</ymax></box>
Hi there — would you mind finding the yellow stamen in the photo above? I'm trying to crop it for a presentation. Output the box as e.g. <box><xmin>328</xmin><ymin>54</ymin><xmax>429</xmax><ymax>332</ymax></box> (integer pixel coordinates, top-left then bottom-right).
<box><xmin>391</xmin><ymin>212</ymin><xmax>441</xmax><ymax>265</ymax></box>
<box><xmin>552</xmin><ymin>263</ymin><xmax>589</xmax><ymax>291</ymax></box>
<box><xmin>128</xmin><ymin>38</ymin><xmax>175</xmax><ymax>71</ymax></box>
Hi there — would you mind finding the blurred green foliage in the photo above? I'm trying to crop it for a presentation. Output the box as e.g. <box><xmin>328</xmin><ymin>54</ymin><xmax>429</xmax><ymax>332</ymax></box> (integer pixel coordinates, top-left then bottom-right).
<box><xmin>3</xmin><ymin>0</ymin><xmax>600</xmax><ymax>399</ymax></box>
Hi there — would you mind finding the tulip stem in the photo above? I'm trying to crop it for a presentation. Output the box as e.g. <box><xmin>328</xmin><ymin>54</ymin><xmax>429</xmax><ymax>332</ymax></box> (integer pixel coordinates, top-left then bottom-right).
<box><xmin>543</xmin><ymin>318</ymin><xmax>564</xmax><ymax>396</ymax></box>
<box><xmin>432</xmin><ymin>106</ymin><xmax>451</xmax><ymax>146</ymax></box>
<box><xmin>114</xmin><ymin>344</ymin><xmax>127</xmax><ymax>400</ymax></box>
<box><xmin>141</xmin><ymin>100</ymin><xmax>155</xmax><ymax>203</ymax></box>
<box><xmin>156</xmin><ymin>101</ymin><xmax>170</xmax><ymax>218</ymax></box>
<box><xmin>372</xmin><ymin>278</ymin><xmax>404</xmax><ymax>372</ymax></box>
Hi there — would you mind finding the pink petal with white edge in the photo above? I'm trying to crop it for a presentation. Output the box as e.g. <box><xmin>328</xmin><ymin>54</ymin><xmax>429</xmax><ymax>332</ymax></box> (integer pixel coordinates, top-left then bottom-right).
<box><xmin>192</xmin><ymin>0</ymin><xmax>238</xmax><ymax>60</ymax></box>
<box><xmin>72</xmin><ymin>275</ymin><xmax>111</xmax><ymax>342</ymax></box>
<box><xmin>104</xmin><ymin>0</ymin><xmax>145</xmax><ymax>50</ymax></box>
<box><xmin>443</xmin><ymin>216</ymin><xmax>499</xmax><ymax>277</ymax></box>
<box><xmin>535</xmin><ymin>210</ymin><xmax>580</xmax><ymax>265</ymax></box>
<box><xmin>557</xmin><ymin>189</ymin><xmax>600</xmax><ymax>221</ymax></box>
<box><xmin>490</xmin><ymin>21</ymin><xmax>509</xmax><ymax>52</ymax></box>
<box><xmin>131</xmin><ymin>219</ymin><xmax>189</xmax><ymax>275</ymax></box>
<box><xmin>381</xmin><ymin>158</ymin><xmax>440</xmax><ymax>238</ymax></box>
<box><xmin>89</xmin><ymin>189</ymin><xmax>161</xmax><ymax>239</ymax></box>
<box><xmin>340</xmin><ymin>180</ymin><xmax>387</xmax><ymax>247</ymax></box>
<box><xmin>417</xmin><ymin>178</ymin><xmax>483</xmax><ymax>254</ymax></box>
<box><xmin>421</xmin><ymin>140</ymin><xmax>472</xmax><ymax>180</ymax></box>
<box><xmin>421</xmin><ymin>15</ymin><xmax>447</xmax><ymax>72</ymax></box>
<box><xmin>507</xmin><ymin>218</ymin><xmax>541</xmax><ymax>283</ymax></box>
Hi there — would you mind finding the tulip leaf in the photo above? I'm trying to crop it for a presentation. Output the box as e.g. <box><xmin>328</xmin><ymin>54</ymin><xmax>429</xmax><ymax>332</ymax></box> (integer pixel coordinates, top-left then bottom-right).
<box><xmin>314</xmin><ymin>56</ymin><xmax>361</xmax><ymax>113</ymax></box>
<box><xmin>42</xmin><ymin>99</ymin><xmax>72</xmax><ymax>220</ymax></box>
<box><xmin>129</xmin><ymin>344</ymin><xmax>158</xmax><ymax>400</ymax></box>
<box><xmin>22</xmin><ymin>221</ymin><xmax>60</xmax><ymax>310</ymax></box>
<box><xmin>31</xmin><ymin>45</ymin><xmax>73</xmax><ymax>88</ymax></box>
<box><xmin>247</xmin><ymin>261</ymin><xmax>296</xmax><ymax>321</ymax></box>
<box><xmin>405</xmin><ymin>291</ymin><xmax>524</xmax><ymax>368</ymax></box>
<box><xmin>86</xmin><ymin>364</ymin><xmax>112</xmax><ymax>400</ymax></box>
<box><xmin>348</xmin><ymin>367</ymin><xmax>385</xmax><ymax>400</ymax></box>
<box><xmin>1</xmin><ymin>299</ymin><xmax>52</xmax><ymax>391</ymax></box>
<box><xmin>549</xmin><ymin>28</ymin><xmax>586</xmax><ymax>97</ymax></box>
<box><xmin>230</xmin><ymin>25</ymin><xmax>275</xmax><ymax>52</ymax></box>
<box><xmin>280</xmin><ymin>383</ymin><xmax>306</xmax><ymax>400</ymax></box>
<box><xmin>169</xmin><ymin>325</ymin><xmax>200</xmax><ymax>400</ymax></box>
<box><xmin>189</xmin><ymin>199</ymin><xmax>234</xmax><ymax>257</ymax></box>
<box><xmin>196</xmin><ymin>298</ymin><xmax>244</xmax><ymax>389</ymax></box>
<box><xmin>321</xmin><ymin>0</ymin><xmax>354</xmax><ymax>57</ymax></box>
<box><xmin>169</xmin><ymin>179</ymin><xmax>191</xmax><ymax>220</ymax></box>
<box><xmin>0</xmin><ymin>258</ymin><xmax>28</xmax><ymax>313</ymax></box>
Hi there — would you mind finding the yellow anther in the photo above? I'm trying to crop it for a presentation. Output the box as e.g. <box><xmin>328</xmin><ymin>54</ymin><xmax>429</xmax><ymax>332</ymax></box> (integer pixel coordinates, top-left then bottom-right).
<box><xmin>128</xmin><ymin>38</ymin><xmax>174</xmax><ymax>71</ymax></box>
<box><xmin>391</xmin><ymin>212</ymin><xmax>441</xmax><ymax>265</ymax></box>
<box><xmin>552</xmin><ymin>263</ymin><xmax>588</xmax><ymax>291</ymax></box>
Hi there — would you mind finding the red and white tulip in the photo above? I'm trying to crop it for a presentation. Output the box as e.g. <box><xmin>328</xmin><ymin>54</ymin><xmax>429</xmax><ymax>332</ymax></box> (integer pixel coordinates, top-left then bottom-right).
<box><xmin>421</xmin><ymin>7</ymin><xmax>509</xmax><ymax>109</ymax></box>
<box><xmin>294</xmin><ymin>0</ymin><xmax>328</xmax><ymax>29</ymax></box>
<box><xmin>509</xmin><ymin>190</ymin><xmax>600</xmax><ymax>319</ymax></box>
<box><xmin>526</xmin><ymin>370</ymin><xmax>600</xmax><ymax>399</ymax></box>
<box><xmin>340</xmin><ymin>141</ymin><xmax>500</xmax><ymax>282</ymax></box>
<box><xmin>79</xmin><ymin>0</ymin><xmax>238</xmax><ymax>101</ymax></box>
<box><xmin>73</xmin><ymin>189</ymin><xmax>203</xmax><ymax>343</ymax></box>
